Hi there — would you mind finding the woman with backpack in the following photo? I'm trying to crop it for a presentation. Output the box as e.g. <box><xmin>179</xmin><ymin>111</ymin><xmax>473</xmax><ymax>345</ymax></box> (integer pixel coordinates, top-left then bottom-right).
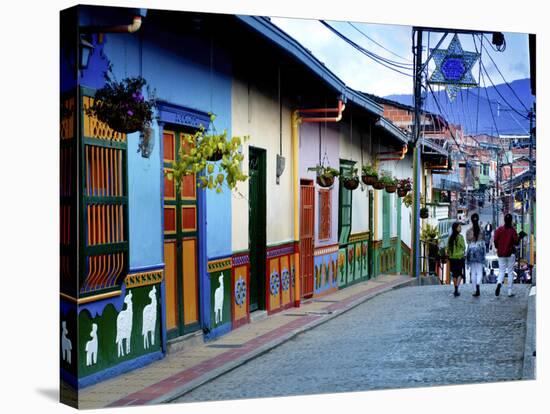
<box><xmin>466</xmin><ymin>213</ymin><xmax>486</xmax><ymax>297</ymax></box>
<box><xmin>447</xmin><ymin>222</ymin><xmax>466</xmax><ymax>297</ymax></box>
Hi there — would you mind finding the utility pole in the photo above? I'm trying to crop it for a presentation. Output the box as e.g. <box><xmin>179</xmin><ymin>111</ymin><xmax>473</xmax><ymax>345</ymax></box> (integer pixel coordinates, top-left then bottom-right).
<box><xmin>412</xmin><ymin>28</ymin><xmax>423</xmax><ymax>280</ymax></box>
<box><xmin>527</xmin><ymin>106</ymin><xmax>535</xmax><ymax>264</ymax></box>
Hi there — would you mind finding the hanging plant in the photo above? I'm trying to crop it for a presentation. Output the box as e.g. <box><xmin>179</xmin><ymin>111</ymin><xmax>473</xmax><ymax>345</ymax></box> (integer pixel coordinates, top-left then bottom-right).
<box><xmin>167</xmin><ymin>114</ymin><xmax>248</xmax><ymax>193</ymax></box>
<box><xmin>341</xmin><ymin>167</ymin><xmax>360</xmax><ymax>190</ymax></box>
<box><xmin>86</xmin><ymin>71</ymin><xmax>156</xmax><ymax>134</ymax></box>
<box><xmin>361</xmin><ymin>164</ymin><xmax>379</xmax><ymax>186</ymax></box>
<box><xmin>397</xmin><ymin>178</ymin><xmax>412</xmax><ymax>197</ymax></box>
<box><xmin>379</xmin><ymin>172</ymin><xmax>398</xmax><ymax>193</ymax></box>
<box><xmin>308</xmin><ymin>165</ymin><xmax>340</xmax><ymax>188</ymax></box>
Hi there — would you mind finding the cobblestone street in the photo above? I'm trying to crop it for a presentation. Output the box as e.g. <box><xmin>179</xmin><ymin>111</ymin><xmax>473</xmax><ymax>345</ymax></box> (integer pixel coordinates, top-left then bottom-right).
<box><xmin>176</xmin><ymin>283</ymin><xmax>533</xmax><ymax>403</ymax></box>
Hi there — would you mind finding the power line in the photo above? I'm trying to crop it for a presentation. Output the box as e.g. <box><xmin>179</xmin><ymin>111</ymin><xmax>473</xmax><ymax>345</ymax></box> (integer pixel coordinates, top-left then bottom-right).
<box><xmin>319</xmin><ymin>21</ymin><xmax>413</xmax><ymax>77</ymax></box>
<box><xmin>348</xmin><ymin>22</ymin><xmax>413</xmax><ymax>64</ymax></box>
<box><xmin>479</xmin><ymin>60</ymin><xmax>529</xmax><ymax>120</ymax></box>
<box><xmin>481</xmin><ymin>34</ymin><xmax>528</xmax><ymax>112</ymax></box>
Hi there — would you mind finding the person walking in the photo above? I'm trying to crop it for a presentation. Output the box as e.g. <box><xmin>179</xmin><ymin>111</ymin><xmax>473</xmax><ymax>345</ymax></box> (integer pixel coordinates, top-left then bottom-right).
<box><xmin>484</xmin><ymin>222</ymin><xmax>493</xmax><ymax>252</ymax></box>
<box><xmin>447</xmin><ymin>222</ymin><xmax>466</xmax><ymax>297</ymax></box>
<box><xmin>466</xmin><ymin>213</ymin><xmax>486</xmax><ymax>297</ymax></box>
<box><xmin>493</xmin><ymin>213</ymin><xmax>525</xmax><ymax>297</ymax></box>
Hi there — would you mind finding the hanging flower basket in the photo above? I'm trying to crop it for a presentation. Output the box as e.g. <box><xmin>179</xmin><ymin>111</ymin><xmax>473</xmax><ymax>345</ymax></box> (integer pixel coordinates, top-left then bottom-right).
<box><xmin>420</xmin><ymin>207</ymin><xmax>429</xmax><ymax>219</ymax></box>
<box><xmin>372</xmin><ymin>180</ymin><xmax>385</xmax><ymax>190</ymax></box>
<box><xmin>207</xmin><ymin>149</ymin><xmax>224</xmax><ymax>162</ymax></box>
<box><xmin>308</xmin><ymin>165</ymin><xmax>339</xmax><ymax>189</ymax></box>
<box><xmin>361</xmin><ymin>164</ymin><xmax>379</xmax><ymax>186</ymax></box>
<box><xmin>379</xmin><ymin>173</ymin><xmax>397</xmax><ymax>193</ymax></box>
<box><xmin>342</xmin><ymin>177</ymin><xmax>359</xmax><ymax>190</ymax></box>
<box><xmin>341</xmin><ymin>167</ymin><xmax>360</xmax><ymax>190</ymax></box>
<box><xmin>167</xmin><ymin>114</ymin><xmax>248</xmax><ymax>194</ymax></box>
<box><xmin>397</xmin><ymin>188</ymin><xmax>408</xmax><ymax>197</ymax></box>
<box><xmin>362</xmin><ymin>175</ymin><xmax>378</xmax><ymax>186</ymax></box>
<box><xmin>385</xmin><ymin>184</ymin><xmax>397</xmax><ymax>193</ymax></box>
<box><xmin>317</xmin><ymin>175</ymin><xmax>335</xmax><ymax>188</ymax></box>
<box><xmin>86</xmin><ymin>74</ymin><xmax>156</xmax><ymax>134</ymax></box>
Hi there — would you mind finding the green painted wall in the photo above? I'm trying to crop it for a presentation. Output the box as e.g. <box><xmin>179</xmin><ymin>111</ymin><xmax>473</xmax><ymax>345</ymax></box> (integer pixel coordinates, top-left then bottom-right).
<box><xmin>77</xmin><ymin>284</ymin><xmax>161</xmax><ymax>378</ymax></box>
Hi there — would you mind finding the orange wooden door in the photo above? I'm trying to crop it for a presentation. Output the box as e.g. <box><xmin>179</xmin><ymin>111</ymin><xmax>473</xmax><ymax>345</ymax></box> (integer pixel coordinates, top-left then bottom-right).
<box><xmin>163</xmin><ymin>130</ymin><xmax>200</xmax><ymax>339</ymax></box>
<box><xmin>300</xmin><ymin>181</ymin><xmax>315</xmax><ymax>298</ymax></box>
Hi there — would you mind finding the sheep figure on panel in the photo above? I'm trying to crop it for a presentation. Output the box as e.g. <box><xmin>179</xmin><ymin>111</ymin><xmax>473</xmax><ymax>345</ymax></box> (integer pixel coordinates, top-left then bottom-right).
<box><xmin>214</xmin><ymin>274</ymin><xmax>224</xmax><ymax>325</ymax></box>
<box><xmin>116</xmin><ymin>290</ymin><xmax>133</xmax><ymax>357</ymax></box>
<box><xmin>85</xmin><ymin>323</ymin><xmax>98</xmax><ymax>366</ymax></box>
<box><xmin>142</xmin><ymin>286</ymin><xmax>157</xmax><ymax>349</ymax></box>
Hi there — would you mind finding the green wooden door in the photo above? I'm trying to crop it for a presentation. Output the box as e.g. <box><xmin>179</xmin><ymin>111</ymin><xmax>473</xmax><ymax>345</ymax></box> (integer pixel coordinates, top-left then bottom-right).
<box><xmin>249</xmin><ymin>147</ymin><xmax>266</xmax><ymax>311</ymax></box>
<box><xmin>338</xmin><ymin>161</ymin><xmax>354</xmax><ymax>286</ymax></box>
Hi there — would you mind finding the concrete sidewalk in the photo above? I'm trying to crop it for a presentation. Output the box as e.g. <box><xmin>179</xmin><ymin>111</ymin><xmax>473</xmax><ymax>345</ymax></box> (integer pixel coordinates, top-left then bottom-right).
<box><xmin>74</xmin><ymin>274</ymin><xmax>413</xmax><ymax>409</ymax></box>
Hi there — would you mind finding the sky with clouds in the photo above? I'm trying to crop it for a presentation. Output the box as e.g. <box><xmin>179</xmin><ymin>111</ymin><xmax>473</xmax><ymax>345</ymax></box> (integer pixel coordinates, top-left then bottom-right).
<box><xmin>271</xmin><ymin>17</ymin><xmax>531</xmax><ymax>97</ymax></box>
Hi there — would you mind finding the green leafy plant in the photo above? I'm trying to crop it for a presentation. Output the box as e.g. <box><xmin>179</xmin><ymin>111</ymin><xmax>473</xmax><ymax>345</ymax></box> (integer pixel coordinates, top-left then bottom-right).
<box><xmin>308</xmin><ymin>164</ymin><xmax>340</xmax><ymax>187</ymax></box>
<box><xmin>421</xmin><ymin>223</ymin><xmax>439</xmax><ymax>241</ymax></box>
<box><xmin>361</xmin><ymin>164</ymin><xmax>378</xmax><ymax>178</ymax></box>
<box><xmin>167</xmin><ymin>114</ymin><xmax>248</xmax><ymax>193</ymax></box>
<box><xmin>341</xmin><ymin>167</ymin><xmax>360</xmax><ymax>190</ymax></box>
<box><xmin>379</xmin><ymin>172</ymin><xmax>397</xmax><ymax>186</ymax></box>
<box><xmin>86</xmin><ymin>72</ymin><xmax>156</xmax><ymax>134</ymax></box>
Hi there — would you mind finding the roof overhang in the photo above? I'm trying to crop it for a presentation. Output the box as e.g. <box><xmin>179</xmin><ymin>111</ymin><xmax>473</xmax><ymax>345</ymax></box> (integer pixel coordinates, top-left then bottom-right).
<box><xmin>235</xmin><ymin>16</ymin><xmax>383</xmax><ymax>117</ymax></box>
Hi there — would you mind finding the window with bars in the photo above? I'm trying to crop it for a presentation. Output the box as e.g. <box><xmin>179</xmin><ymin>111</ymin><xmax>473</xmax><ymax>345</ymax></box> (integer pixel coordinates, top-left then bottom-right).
<box><xmin>319</xmin><ymin>189</ymin><xmax>332</xmax><ymax>240</ymax></box>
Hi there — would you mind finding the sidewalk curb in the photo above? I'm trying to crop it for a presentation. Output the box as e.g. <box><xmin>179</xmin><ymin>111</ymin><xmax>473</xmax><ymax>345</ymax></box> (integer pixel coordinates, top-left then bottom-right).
<box><xmin>521</xmin><ymin>286</ymin><xmax>536</xmax><ymax>380</ymax></box>
<box><xmin>150</xmin><ymin>277</ymin><xmax>413</xmax><ymax>404</ymax></box>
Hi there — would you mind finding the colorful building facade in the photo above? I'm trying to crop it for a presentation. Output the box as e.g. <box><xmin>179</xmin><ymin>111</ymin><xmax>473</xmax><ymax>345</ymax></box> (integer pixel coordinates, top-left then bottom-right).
<box><xmin>60</xmin><ymin>5</ymin><xmax>416</xmax><ymax>390</ymax></box>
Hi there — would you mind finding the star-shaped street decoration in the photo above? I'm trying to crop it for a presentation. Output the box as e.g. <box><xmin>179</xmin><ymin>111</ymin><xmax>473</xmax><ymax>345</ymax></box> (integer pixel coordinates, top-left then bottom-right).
<box><xmin>429</xmin><ymin>34</ymin><xmax>480</xmax><ymax>101</ymax></box>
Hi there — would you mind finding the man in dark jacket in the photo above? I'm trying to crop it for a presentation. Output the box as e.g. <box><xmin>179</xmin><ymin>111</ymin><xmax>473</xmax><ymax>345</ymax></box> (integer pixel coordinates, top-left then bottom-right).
<box><xmin>493</xmin><ymin>214</ymin><xmax>525</xmax><ymax>297</ymax></box>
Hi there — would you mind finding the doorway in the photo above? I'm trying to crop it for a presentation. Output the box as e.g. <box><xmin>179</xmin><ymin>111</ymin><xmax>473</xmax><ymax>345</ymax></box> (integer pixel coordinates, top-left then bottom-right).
<box><xmin>248</xmin><ymin>147</ymin><xmax>266</xmax><ymax>312</ymax></box>
<box><xmin>300</xmin><ymin>179</ymin><xmax>315</xmax><ymax>298</ymax></box>
<box><xmin>163</xmin><ymin>129</ymin><xmax>200</xmax><ymax>339</ymax></box>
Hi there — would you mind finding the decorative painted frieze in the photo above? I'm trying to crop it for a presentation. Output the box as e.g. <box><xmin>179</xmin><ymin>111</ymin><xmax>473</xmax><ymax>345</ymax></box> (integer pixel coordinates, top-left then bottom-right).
<box><xmin>125</xmin><ymin>269</ymin><xmax>164</xmax><ymax>289</ymax></box>
<box><xmin>314</xmin><ymin>243</ymin><xmax>339</xmax><ymax>257</ymax></box>
<box><xmin>207</xmin><ymin>258</ymin><xmax>232</xmax><ymax>273</ymax></box>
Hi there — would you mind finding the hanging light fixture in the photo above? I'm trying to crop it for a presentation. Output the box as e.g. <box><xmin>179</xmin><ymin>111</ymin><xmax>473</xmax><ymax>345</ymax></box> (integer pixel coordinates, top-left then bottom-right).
<box><xmin>79</xmin><ymin>35</ymin><xmax>94</xmax><ymax>69</ymax></box>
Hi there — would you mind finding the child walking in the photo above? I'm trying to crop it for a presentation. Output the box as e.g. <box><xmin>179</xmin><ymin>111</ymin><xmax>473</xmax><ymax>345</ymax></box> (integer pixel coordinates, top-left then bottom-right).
<box><xmin>447</xmin><ymin>222</ymin><xmax>466</xmax><ymax>297</ymax></box>
<box><xmin>466</xmin><ymin>213</ymin><xmax>486</xmax><ymax>297</ymax></box>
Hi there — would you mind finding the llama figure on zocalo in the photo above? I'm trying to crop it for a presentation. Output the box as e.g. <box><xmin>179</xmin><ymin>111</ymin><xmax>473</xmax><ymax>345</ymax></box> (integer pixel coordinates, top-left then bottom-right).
<box><xmin>142</xmin><ymin>286</ymin><xmax>157</xmax><ymax>349</ymax></box>
<box><xmin>85</xmin><ymin>323</ymin><xmax>98</xmax><ymax>366</ymax></box>
<box><xmin>61</xmin><ymin>321</ymin><xmax>72</xmax><ymax>364</ymax></box>
<box><xmin>116</xmin><ymin>290</ymin><xmax>133</xmax><ymax>357</ymax></box>
<box><xmin>214</xmin><ymin>274</ymin><xmax>224</xmax><ymax>325</ymax></box>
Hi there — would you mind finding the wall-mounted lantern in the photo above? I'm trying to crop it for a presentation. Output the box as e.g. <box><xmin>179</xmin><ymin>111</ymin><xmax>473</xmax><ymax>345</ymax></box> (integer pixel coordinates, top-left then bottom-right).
<box><xmin>79</xmin><ymin>35</ymin><xmax>94</xmax><ymax>69</ymax></box>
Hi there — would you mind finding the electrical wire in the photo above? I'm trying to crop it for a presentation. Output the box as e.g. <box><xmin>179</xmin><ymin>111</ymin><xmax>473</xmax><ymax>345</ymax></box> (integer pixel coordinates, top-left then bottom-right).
<box><xmin>320</xmin><ymin>21</ymin><xmax>413</xmax><ymax>77</ymax></box>
<box><xmin>479</xmin><ymin>61</ymin><xmax>529</xmax><ymax>120</ymax></box>
<box><xmin>347</xmin><ymin>22</ymin><xmax>413</xmax><ymax>64</ymax></box>
<box><xmin>481</xmin><ymin>34</ymin><xmax>530</xmax><ymax>113</ymax></box>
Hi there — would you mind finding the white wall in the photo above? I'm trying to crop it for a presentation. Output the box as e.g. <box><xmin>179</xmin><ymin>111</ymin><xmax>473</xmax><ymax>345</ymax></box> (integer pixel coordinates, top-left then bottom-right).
<box><xmin>231</xmin><ymin>78</ymin><xmax>294</xmax><ymax>251</ymax></box>
<box><xmin>338</xmin><ymin>118</ymin><xmax>373</xmax><ymax>235</ymax></box>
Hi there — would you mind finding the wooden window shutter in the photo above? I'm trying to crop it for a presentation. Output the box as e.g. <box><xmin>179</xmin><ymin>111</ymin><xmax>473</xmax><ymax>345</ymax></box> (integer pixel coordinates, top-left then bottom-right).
<box><xmin>319</xmin><ymin>189</ymin><xmax>332</xmax><ymax>240</ymax></box>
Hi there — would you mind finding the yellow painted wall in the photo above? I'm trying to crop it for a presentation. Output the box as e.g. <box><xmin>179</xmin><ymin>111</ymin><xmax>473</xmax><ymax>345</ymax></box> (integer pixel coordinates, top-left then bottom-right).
<box><xmin>231</xmin><ymin>78</ymin><xmax>294</xmax><ymax>251</ymax></box>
